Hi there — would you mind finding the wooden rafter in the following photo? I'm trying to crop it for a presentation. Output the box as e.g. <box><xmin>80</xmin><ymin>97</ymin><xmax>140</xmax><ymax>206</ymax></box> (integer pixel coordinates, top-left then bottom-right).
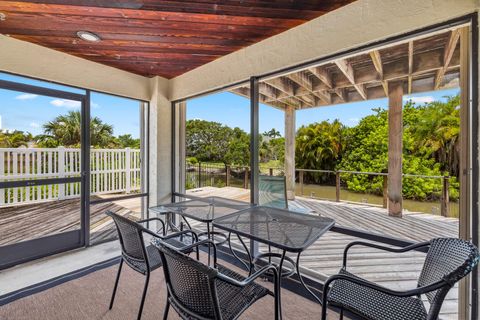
<box><xmin>309</xmin><ymin>66</ymin><xmax>332</xmax><ymax>88</ymax></box>
<box><xmin>286</xmin><ymin>72</ymin><xmax>313</xmax><ymax>91</ymax></box>
<box><xmin>435</xmin><ymin>29</ymin><xmax>461</xmax><ymax>89</ymax></box>
<box><xmin>369</xmin><ymin>50</ymin><xmax>388</xmax><ymax>96</ymax></box>
<box><xmin>335</xmin><ymin>59</ymin><xmax>367</xmax><ymax>99</ymax></box>
<box><xmin>408</xmin><ymin>41</ymin><xmax>413</xmax><ymax>94</ymax></box>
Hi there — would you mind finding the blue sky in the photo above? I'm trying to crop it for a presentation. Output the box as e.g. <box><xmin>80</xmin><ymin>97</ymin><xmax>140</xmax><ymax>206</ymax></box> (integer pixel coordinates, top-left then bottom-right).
<box><xmin>0</xmin><ymin>72</ymin><xmax>459</xmax><ymax>139</ymax></box>
<box><xmin>0</xmin><ymin>73</ymin><xmax>141</xmax><ymax>138</ymax></box>
<box><xmin>187</xmin><ymin>88</ymin><xmax>460</xmax><ymax>136</ymax></box>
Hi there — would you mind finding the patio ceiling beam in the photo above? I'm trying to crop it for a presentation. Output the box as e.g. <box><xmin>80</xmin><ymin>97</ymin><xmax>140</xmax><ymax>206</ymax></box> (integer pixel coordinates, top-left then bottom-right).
<box><xmin>369</xmin><ymin>50</ymin><xmax>388</xmax><ymax>97</ymax></box>
<box><xmin>434</xmin><ymin>29</ymin><xmax>461</xmax><ymax>90</ymax></box>
<box><xmin>335</xmin><ymin>59</ymin><xmax>368</xmax><ymax>99</ymax></box>
<box><xmin>308</xmin><ymin>66</ymin><xmax>333</xmax><ymax>88</ymax></box>
<box><xmin>408</xmin><ymin>41</ymin><xmax>413</xmax><ymax>94</ymax></box>
<box><xmin>264</xmin><ymin>78</ymin><xmax>295</xmax><ymax>96</ymax></box>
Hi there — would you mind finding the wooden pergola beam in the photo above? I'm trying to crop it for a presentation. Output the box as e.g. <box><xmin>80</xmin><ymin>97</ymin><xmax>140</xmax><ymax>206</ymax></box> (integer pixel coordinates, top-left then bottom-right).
<box><xmin>335</xmin><ymin>58</ymin><xmax>367</xmax><ymax>99</ymax></box>
<box><xmin>435</xmin><ymin>29</ymin><xmax>461</xmax><ymax>89</ymax></box>
<box><xmin>265</xmin><ymin>77</ymin><xmax>295</xmax><ymax>96</ymax></box>
<box><xmin>309</xmin><ymin>66</ymin><xmax>333</xmax><ymax>88</ymax></box>
<box><xmin>408</xmin><ymin>41</ymin><xmax>413</xmax><ymax>94</ymax></box>
<box><xmin>370</xmin><ymin>50</ymin><xmax>388</xmax><ymax>96</ymax></box>
<box><xmin>286</xmin><ymin>72</ymin><xmax>313</xmax><ymax>92</ymax></box>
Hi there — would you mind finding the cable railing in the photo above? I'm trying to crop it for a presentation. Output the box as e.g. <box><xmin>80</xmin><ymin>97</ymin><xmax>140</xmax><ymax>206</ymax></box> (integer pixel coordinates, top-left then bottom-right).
<box><xmin>185</xmin><ymin>163</ymin><xmax>458</xmax><ymax>217</ymax></box>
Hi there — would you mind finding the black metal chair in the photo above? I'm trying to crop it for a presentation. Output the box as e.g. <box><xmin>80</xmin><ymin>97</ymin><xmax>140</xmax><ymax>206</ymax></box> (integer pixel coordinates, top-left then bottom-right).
<box><xmin>155</xmin><ymin>238</ymin><xmax>281</xmax><ymax>320</ymax></box>
<box><xmin>106</xmin><ymin>211</ymin><xmax>198</xmax><ymax>320</ymax></box>
<box><xmin>321</xmin><ymin>237</ymin><xmax>480</xmax><ymax>320</ymax></box>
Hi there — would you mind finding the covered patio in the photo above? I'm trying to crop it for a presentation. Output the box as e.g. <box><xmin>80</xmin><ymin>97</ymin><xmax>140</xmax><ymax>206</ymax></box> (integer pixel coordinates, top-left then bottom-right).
<box><xmin>0</xmin><ymin>1</ymin><xmax>479</xmax><ymax>320</ymax></box>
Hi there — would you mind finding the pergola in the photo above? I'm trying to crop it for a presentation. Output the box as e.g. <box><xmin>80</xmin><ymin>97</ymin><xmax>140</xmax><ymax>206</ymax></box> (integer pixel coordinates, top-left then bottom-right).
<box><xmin>230</xmin><ymin>26</ymin><xmax>467</xmax><ymax>217</ymax></box>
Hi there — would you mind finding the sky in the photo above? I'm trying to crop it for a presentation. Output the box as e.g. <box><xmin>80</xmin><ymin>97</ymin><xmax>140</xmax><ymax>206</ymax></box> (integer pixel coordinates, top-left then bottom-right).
<box><xmin>0</xmin><ymin>73</ymin><xmax>142</xmax><ymax>138</ymax></box>
<box><xmin>186</xmin><ymin>88</ymin><xmax>460</xmax><ymax>136</ymax></box>
<box><xmin>0</xmin><ymin>72</ymin><xmax>459</xmax><ymax>139</ymax></box>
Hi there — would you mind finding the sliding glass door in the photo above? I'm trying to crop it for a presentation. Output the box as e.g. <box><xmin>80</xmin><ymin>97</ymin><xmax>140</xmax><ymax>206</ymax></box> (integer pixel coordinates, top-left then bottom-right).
<box><xmin>0</xmin><ymin>79</ymin><xmax>88</xmax><ymax>269</ymax></box>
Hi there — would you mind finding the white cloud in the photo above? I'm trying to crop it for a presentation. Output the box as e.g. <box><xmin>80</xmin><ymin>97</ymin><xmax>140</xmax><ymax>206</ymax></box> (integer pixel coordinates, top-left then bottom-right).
<box><xmin>403</xmin><ymin>95</ymin><xmax>435</xmax><ymax>104</ymax></box>
<box><xmin>29</xmin><ymin>122</ymin><xmax>40</xmax><ymax>128</ymax></box>
<box><xmin>50</xmin><ymin>99</ymin><xmax>81</xmax><ymax>108</ymax></box>
<box><xmin>15</xmin><ymin>93</ymin><xmax>38</xmax><ymax>100</ymax></box>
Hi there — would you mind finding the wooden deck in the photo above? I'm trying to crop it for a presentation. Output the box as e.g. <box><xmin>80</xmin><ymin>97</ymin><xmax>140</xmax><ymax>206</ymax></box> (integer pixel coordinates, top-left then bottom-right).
<box><xmin>186</xmin><ymin>186</ymin><xmax>460</xmax><ymax>320</ymax></box>
<box><xmin>0</xmin><ymin>195</ymin><xmax>141</xmax><ymax>246</ymax></box>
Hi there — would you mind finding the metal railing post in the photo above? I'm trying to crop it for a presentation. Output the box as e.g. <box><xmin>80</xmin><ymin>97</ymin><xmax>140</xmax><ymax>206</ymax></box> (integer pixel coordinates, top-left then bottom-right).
<box><xmin>225</xmin><ymin>165</ymin><xmax>230</xmax><ymax>187</ymax></box>
<box><xmin>198</xmin><ymin>162</ymin><xmax>201</xmax><ymax>188</ymax></box>
<box><xmin>244</xmin><ymin>167</ymin><xmax>249</xmax><ymax>189</ymax></box>
<box><xmin>269</xmin><ymin>168</ymin><xmax>273</xmax><ymax>176</ymax></box>
<box><xmin>441</xmin><ymin>176</ymin><xmax>450</xmax><ymax>217</ymax></box>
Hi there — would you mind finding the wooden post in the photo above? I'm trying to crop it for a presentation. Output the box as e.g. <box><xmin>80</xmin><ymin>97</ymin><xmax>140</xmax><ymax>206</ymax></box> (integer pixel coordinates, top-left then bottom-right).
<box><xmin>244</xmin><ymin>167</ymin><xmax>249</xmax><ymax>189</ymax></box>
<box><xmin>387</xmin><ymin>81</ymin><xmax>403</xmax><ymax>217</ymax></box>
<box><xmin>125</xmin><ymin>147</ymin><xmax>131</xmax><ymax>194</ymax></box>
<box><xmin>0</xmin><ymin>150</ymin><xmax>4</xmax><ymax>205</ymax></box>
<box><xmin>299</xmin><ymin>170</ymin><xmax>304</xmax><ymax>196</ymax></box>
<box><xmin>335</xmin><ymin>171</ymin><xmax>341</xmax><ymax>202</ymax></box>
<box><xmin>225</xmin><ymin>165</ymin><xmax>230</xmax><ymax>187</ymax></box>
<box><xmin>285</xmin><ymin>105</ymin><xmax>296</xmax><ymax>200</ymax></box>
<box><xmin>382</xmin><ymin>175</ymin><xmax>388</xmax><ymax>208</ymax></box>
<box><xmin>198</xmin><ymin>162</ymin><xmax>201</xmax><ymax>188</ymax></box>
<box><xmin>58</xmin><ymin>146</ymin><xmax>65</xmax><ymax>200</ymax></box>
<box><xmin>269</xmin><ymin>168</ymin><xmax>273</xmax><ymax>176</ymax></box>
<box><xmin>441</xmin><ymin>176</ymin><xmax>449</xmax><ymax>217</ymax></box>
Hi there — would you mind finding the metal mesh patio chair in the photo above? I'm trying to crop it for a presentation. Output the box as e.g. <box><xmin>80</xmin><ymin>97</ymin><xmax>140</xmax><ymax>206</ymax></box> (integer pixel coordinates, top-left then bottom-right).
<box><xmin>258</xmin><ymin>175</ymin><xmax>311</xmax><ymax>214</ymax></box>
<box><xmin>155</xmin><ymin>238</ymin><xmax>280</xmax><ymax>320</ymax></box>
<box><xmin>106</xmin><ymin>211</ymin><xmax>198</xmax><ymax>320</ymax></box>
<box><xmin>321</xmin><ymin>237</ymin><xmax>479</xmax><ymax>320</ymax></box>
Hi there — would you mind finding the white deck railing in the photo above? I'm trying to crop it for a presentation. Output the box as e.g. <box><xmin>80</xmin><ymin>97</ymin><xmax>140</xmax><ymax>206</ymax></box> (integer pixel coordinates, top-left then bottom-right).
<box><xmin>0</xmin><ymin>147</ymin><xmax>141</xmax><ymax>206</ymax></box>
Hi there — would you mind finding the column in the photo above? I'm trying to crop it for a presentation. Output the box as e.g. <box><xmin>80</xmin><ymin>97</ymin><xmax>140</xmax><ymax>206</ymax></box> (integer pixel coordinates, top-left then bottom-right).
<box><xmin>285</xmin><ymin>105</ymin><xmax>296</xmax><ymax>200</ymax></box>
<box><xmin>388</xmin><ymin>81</ymin><xmax>403</xmax><ymax>217</ymax></box>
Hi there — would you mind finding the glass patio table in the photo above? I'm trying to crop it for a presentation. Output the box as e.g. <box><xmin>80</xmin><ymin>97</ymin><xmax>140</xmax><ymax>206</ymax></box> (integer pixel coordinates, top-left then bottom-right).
<box><xmin>213</xmin><ymin>206</ymin><xmax>335</xmax><ymax>307</ymax></box>
<box><xmin>148</xmin><ymin>196</ymin><xmax>252</xmax><ymax>245</ymax></box>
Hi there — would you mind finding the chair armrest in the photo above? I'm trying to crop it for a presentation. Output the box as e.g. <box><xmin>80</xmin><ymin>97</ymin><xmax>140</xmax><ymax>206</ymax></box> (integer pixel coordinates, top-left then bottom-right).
<box><xmin>177</xmin><ymin>239</ymin><xmax>218</xmax><ymax>266</ymax></box>
<box><xmin>217</xmin><ymin>264</ymin><xmax>279</xmax><ymax>287</ymax></box>
<box><xmin>162</xmin><ymin>230</ymin><xmax>198</xmax><ymax>244</ymax></box>
<box><xmin>322</xmin><ymin>273</ymin><xmax>447</xmax><ymax>304</ymax></box>
<box><xmin>137</xmin><ymin>217</ymin><xmax>166</xmax><ymax>235</ymax></box>
<box><xmin>343</xmin><ymin>241</ymin><xmax>430</xmax><ymax>268</ymax></box>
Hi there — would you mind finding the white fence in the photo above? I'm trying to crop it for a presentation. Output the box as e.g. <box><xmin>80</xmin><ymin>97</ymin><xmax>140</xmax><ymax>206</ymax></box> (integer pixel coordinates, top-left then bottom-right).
<box><xmin>0</xmin><ymin>147</ymin><xmax>141</xmax><ymax>206</ymax></box>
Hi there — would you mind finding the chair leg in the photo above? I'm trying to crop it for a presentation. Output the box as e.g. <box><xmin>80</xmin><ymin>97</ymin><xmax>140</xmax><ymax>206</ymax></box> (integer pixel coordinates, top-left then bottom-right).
<box><xmin>109</xmin><ymin>259</ymin><xmax>123</xmax><ymax>310</ymax></box>
<box><xmin>137</xmin><ymin>272</ymin><xmax>150</xmax><ymax>320</ymax></box>
<box><xmin>163</xmin><ymin>299</ymin><xmax>170</xmax><ymax>320</ymax></box>
<box><xmin>340</xmin><ymin>308</ymin><xmax>344</xmax><ymax>320</ymax></box>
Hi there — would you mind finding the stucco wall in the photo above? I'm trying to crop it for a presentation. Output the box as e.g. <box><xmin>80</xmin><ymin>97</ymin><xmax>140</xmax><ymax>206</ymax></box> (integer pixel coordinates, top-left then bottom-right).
<box><xmin>169</xmin><ymin>0</ymin><xmax>477</xmax><ymax>101</ymax></box>
<box><xmin>0</xmin><ymin>35</ymin><xmax>153</xmax><ymax>101</ymax></box>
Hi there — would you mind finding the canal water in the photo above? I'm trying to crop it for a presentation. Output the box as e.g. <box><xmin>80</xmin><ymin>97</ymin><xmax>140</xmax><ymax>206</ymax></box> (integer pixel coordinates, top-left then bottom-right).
<box><xmin>296</xmin><ymin>183</ymin><xmax>459</xmax><ymax>218</ymax></box>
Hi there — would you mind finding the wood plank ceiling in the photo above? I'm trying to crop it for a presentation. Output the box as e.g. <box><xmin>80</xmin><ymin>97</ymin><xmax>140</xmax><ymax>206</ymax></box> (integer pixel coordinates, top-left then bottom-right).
<box><xmin>0</xmin><ymin>1</ymin><xmax>357</xmax><ymax>78</ymax></box>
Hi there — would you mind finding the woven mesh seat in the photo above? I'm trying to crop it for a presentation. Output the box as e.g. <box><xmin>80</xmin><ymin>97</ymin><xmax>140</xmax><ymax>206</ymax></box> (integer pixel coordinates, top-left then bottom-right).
<box><xmin>322</xmin><ymin>238</ymin><xmax>480</xmax><ymax>320</ymax></box>
<box><xmin>259</xmin><ymin>175</ymin><xmax>288</xmax><ymax>209</ymax></box>
<box><xmin>328</xmin><ymin>269</ymin><xmax>427</xmax><ymax>320</ymax></box>
<box><xmin>157</xmin><ymin>241</ymin><xmax>270</xmax><ymax>320</ymax></box>
<box><xmin>106</xmin><ymin>211</ymin><xmax>198</xmax><ymax>320</ymax></box>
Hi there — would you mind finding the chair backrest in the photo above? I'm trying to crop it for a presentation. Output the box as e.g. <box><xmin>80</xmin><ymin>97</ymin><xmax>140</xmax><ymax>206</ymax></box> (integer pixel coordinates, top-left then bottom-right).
<box><xmin>156</xmin><ymin>241</ymin><xmax>221</xmax><ymax>319</ymax></box>
<box><xmin>106</xmin><ymin>211</ymin><xmax>147</xmax><ymax>263</ymax></box>
<box><xmin>417</xmin><ymin>238</ymin><xmax>479</xmax><ymax>319</ymax></box>
<box><xmin>258</xmin><ymin>175</ymin><xmax>288</xmax><ymax>209</ymax></box>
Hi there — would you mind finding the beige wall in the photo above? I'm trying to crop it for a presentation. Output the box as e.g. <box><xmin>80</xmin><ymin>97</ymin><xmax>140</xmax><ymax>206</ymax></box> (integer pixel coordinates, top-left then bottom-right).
<box><xmin>0</xmin><ymin>35</ymin><xmax>153</xmax><ymax>101</ymax></box>
<box><xmin>169</xmin><ymin>0</ymin><xmax>477</xmax><ymax>100</ymax></box>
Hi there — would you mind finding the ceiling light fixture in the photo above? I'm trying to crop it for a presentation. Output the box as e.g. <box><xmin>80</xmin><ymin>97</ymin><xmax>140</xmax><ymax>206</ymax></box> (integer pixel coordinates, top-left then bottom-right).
<box><xmin>76</xmin><ymin>31</ymin><xmax>101</xmax><ymax>42</ymax></box>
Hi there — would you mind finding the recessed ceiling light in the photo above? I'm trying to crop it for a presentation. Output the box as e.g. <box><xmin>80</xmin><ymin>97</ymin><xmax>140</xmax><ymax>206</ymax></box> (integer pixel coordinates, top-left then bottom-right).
<box><xmin>76</xmin><ymin>31</ymin><xmax>101</xmax><ymax>42</ymax></box>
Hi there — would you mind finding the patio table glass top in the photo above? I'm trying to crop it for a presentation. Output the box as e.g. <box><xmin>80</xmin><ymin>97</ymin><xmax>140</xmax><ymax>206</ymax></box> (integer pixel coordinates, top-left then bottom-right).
<box><xmin>148</xmin><ymin>196</ymin><xmax>252</xmax><ymax>223</ymax></box>
<box><xmin>213</xmin><ymin>206</ymin><xmax>335</xmax><ymax>252</ymax></box>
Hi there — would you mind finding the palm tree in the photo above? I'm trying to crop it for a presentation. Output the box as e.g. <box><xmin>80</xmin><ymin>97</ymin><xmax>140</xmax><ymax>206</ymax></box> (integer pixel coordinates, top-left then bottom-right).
<box><xmin>36</xmin><ymin>111</ymin><xmax>114</xmax><ymax>148</ymax></box>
